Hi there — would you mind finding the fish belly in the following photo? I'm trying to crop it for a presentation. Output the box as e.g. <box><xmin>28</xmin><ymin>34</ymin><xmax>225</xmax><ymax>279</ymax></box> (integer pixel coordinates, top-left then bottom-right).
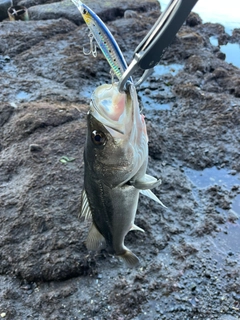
<box><xmin>85</xmin><ymin>175</ymin><xmax>139</xmax><ymax>249</ymax></box>
<box><xmin>107</xmin><ymin>185</ymin><xmax>139</xmax><ymax>256</ymax></box>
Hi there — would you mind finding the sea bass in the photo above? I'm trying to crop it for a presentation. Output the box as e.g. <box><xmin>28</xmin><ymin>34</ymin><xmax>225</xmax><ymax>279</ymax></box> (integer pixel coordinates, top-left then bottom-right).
<box><xmin>80</xmin><ymin>82</ymin><xmax>164</xmax><ymax>267</ymax></box>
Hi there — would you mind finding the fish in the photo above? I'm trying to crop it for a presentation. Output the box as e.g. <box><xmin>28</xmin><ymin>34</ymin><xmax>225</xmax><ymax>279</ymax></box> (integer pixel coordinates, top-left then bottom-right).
<box><xmin>71</xmin><ymin>0</ymin><xmax>129</xmax><ymax>80</ymax></box>
<box><xmin>80</xmin><ymin>82</ymin><xmax>165</xmax><ymax>267</ymax></box>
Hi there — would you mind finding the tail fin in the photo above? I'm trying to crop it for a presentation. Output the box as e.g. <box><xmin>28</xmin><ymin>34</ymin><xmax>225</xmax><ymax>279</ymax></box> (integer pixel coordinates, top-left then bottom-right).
<box><xmin>118</xmin><ymin>250</ymin><xmax>140</xmax><ymax>268</ymax></box>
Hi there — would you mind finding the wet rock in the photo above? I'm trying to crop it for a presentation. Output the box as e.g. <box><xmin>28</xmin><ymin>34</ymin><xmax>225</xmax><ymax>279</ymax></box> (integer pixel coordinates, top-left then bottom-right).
<box><xmin>0</xmin><ymin>104</ymin><xmax>15</xmax><ymax>127</ymax></box>
<box><xmin>228</xmin><ymin>209</ymin><xmax>239</xmax><ymax>222</ymax></box>
<box><xmin>0</xmin><ymin>19</ymin><xmax>77</xmax><ymax>57</ymax></box>
<box><xmin>28</xmin><ymin>0</ymin><xmax>159</xmax><ymax>25</ymax></box>
<box><xmin>197</xmin><ymin>22</ymin><xmax>227</xmax><ymax>37</ymax></box>
<box><xmin>232</xmin><ymin>292</ymin><xmax>240</xmax><ymax>301</ymax></box>
<box><xmin>0</xmin><ymin>101</ymin><xmax>89</xmax><ymax>281</ymax></box>
<box><xmin>185</xmin><ymin>55</ymin><xmax>208</xmax><ymax>73</ymax></box>
<box><xmin>124</xmin><ymin>10</ymin><xmax>139</xmax><ymax>19</ymax></box>
<box><xmin>18</xmin><ymin>0</ymin><xmax>61</xmax><ymax>8</ymax></box>
<box><xmin>231</xmin><ymin>28</ymin><xmax>240</xmax><ymax>43</ymax></box>
<box><xmin>174</xmin><ymin>84</ymin><xmax>202</xmax><ymax>98</ymax></box>
<box><xmin>218</xmin><ymin>33</ymin><xmax>229</xmax><ymax>46</ymax></box>
<box><xmin>178</xmin><ymin>31</ymin><xmax>203</xmax><ymax>44</ymax></box>
<box><xmin>217</xmin><ymin>51</ymin><xmax>226</xmax><ymax>60</ymax></box>
<box><xmin>28</xmin><ymin>0</ymin><xmax>83</xmax><ymax>25</ymax></box>
<box><xmin>186</xmin><ymin>12</ymin><xmax>202</xmax><ymax>27</ymax></box>
<box><xmin>234</xmin><ymin>86</ymin><xmax>240</xmax><ymax>98</ymax></box>
<box><xmin>219</xmin><ymin>316</ymin><xmax>239</xmax><ymax>320</ymax></box>
<box><xmin>212</xmin><ymin>67</ymin><xmax>229</xmax><ymax>78</ymax></box>
<box><xmin>29</xmin><ymin>143</ymin><xmax>43</xmax><ymax>152</ymax></box>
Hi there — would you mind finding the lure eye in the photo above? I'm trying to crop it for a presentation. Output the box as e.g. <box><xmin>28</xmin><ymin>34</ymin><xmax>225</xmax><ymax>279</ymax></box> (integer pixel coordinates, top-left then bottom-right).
<box><xmin>91</xmin><ymin>130</ymin><xmax>106</xmax><ymax>146</ymax></box>
<box><xmin>82</xmin><ymin>8</ymin><xmax>88</xmax><ymax>15</ymax></box>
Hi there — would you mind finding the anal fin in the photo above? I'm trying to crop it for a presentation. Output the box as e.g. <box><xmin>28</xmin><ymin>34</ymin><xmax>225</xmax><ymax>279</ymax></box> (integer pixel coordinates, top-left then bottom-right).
<box><xmin>140</xmin><ymin>189</ymin><xmax>167</xmax><ymax>208</ymax></box>
<box><xmin>86</xmin><ymin>223</ymin><xmax>105</xmax><ymax>251</ymax></box>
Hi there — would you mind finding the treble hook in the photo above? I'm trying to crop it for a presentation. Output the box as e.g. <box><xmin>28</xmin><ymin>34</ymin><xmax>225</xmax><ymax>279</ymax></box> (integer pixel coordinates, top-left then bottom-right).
<box><xmin>103</xmin><ymin>70</ymin><xmax>115</xmax><ymax>91</ymax></box>
<box><xmin>110</xmin><ymin>69</ymin><xmax>115</xmax><ymax>85</ymax></box>
<box><xmin>83</xmin><ymin>32</ymin><xmax>97</xmax><ymax>57</ymax></box>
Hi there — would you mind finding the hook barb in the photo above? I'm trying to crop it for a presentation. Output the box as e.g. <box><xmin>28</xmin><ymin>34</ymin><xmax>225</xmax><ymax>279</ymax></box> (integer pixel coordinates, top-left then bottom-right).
<box><xmin>83</xmin><ymin>32</ymin><xmax>97</xmax><ymax>57</ymax></box>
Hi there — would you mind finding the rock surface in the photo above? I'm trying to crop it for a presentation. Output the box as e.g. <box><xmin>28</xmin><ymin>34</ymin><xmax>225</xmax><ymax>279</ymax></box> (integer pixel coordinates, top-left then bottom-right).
<box><xmin>0</xmin><ymin>0</ymin><xmax>240</xmax><ymax>319</ymax></box>
<box><xmin>27</xmin><ymin>0</ymin><xmax>159</xmax><ymax>25</ymax></box>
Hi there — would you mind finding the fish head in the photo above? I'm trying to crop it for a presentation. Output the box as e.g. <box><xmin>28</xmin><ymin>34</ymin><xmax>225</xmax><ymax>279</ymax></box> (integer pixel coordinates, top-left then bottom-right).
<box><xmin>85</xmin><ymin>83</ymin><xmax>148</xmax><ymax>188</ymax></box>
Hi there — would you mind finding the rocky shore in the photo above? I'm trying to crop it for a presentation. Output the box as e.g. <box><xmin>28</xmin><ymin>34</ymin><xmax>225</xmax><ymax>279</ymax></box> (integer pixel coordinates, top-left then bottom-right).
<box><xmin>0</xmin><ymin>0</ymin><xmax>240</xmax><ymax>319</ymax></box>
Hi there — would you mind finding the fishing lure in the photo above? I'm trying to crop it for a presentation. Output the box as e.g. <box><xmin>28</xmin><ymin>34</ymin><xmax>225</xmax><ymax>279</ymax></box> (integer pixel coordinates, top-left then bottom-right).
<box><xmin>71</xmin><ymin>0</ymin><xmax>130</xmax><ymax>81</ymax></box>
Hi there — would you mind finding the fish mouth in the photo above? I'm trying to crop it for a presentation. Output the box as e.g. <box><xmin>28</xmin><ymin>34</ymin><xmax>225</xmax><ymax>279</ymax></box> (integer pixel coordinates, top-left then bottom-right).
<box><xmin>90</xmin><ymin>83</ymin><xmax>133</xmax><ymax>137</ymax></box>
<box><xmin>91</xmin><ymin>99</ymin><xmax>125</xmax><ymax>135</ymax></box>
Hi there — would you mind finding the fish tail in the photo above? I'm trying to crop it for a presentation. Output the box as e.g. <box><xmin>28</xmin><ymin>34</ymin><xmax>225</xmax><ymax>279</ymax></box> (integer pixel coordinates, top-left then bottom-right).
<box><xmin>118</xmin><ymin>249</ymin><xmax>140</xmax><ymax>268</ymax></box>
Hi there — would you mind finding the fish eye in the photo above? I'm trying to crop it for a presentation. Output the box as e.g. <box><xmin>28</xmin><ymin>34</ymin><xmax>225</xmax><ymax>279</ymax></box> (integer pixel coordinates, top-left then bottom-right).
<box><xmin>82</xmin><ymin>8</ymin><xmax>88</xmax><ymax>15</ymax></box>
<box><xmin>91</xmin><ymin>130</ymin><xmax>106</xmax><ymax>146</ymax></box>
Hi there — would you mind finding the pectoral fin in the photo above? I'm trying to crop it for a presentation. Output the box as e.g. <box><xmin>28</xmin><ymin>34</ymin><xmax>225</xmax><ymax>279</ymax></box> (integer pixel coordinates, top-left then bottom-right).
<box><xmin>130</xmin><ymin>174</ymin><xmax>161</xmax><ymax>190</ymax></box>
<box><xmin>140</xmin><ymin>189</ymin><xmax>167</xmax><ymax>208</ymax></box>
<box><xmin>79</xmin><ymin>188</ymin><xmax>92</xmax><ymax>220</ymax></box>
<box><xmin>86</xmin><ymin>223</ymin><xmax>105</xmax><ymax>251</ymax></box>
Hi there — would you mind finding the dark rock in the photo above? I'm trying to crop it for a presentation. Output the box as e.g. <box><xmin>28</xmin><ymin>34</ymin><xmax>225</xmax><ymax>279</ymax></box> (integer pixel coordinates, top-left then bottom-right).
<box><xmin>231</xmin><ymin>28</ymin><xmax>240</xmax><ymax>43</ymax></box>
<box><xmin>185</xmin><ymin>55</ymin><xmax>207</xmax><ymax>73</ymax></box>
<box><xmin>18</xmin><ymin>0</ymin><xmax>61</xmax><ymax>8</ymax></box>
<box><xmin>219</xmin><ymin>316</ymin><xmax>239</xmax><ymax>320</ymax></box>
<box><xmin>28</xmin><ymin>0</ymin><xmax>84</xmax><ymax>25</ymax></box>
<box><xmin>197</xmin><ymin>22</ymin><xmax>226</xmax><ymax>37</ymax></box>
<box><xmin>212</xmin><ymin>67</ymin><xmax>228</xmax><ymax>78</ymax></box>
<box><xmin>124</xmin><ymin>10</ymin><xmax>139</xmax><ymax>19</ymax></box>
<box><xmin>0</xmin><ymin>19</ymin><xmax>77</xmax><ymax>57</ymax></box>
<box><xmin>0</xmin><ymin>101</ymin><xmax>88</xmax><ymax>281</ymax></box>
<box><xmin>234</xmin><ymin>86</ymin><xmax>240</xmax><ymax>97</ymax></box>
<box><xmin>186</xmin><ymin>12</ymin><xmax>202</xmax><ymax>27</ymax></box>
<box><xmin>218</xmin><ymin>33</ymin><xmax>229</xmax><ymax>45</ymax></box>
<box><xmin>0</xmin><ymin>104</ymin><xmax>14</xmax><ymax>127</ymax></box>
<box><xmin>217</xmin><ymin>51</ymin><xmax>226</xmax><ymax>60</ymax></box>
<box><xmin>29</xmin><ymin>144</ymin><xmax>43</xmax><ymax>152</ymax></box>
<box><xmin>28</xmin><ymin>0</ymin><xmax>159</xmax><ymax>25</ymax></box>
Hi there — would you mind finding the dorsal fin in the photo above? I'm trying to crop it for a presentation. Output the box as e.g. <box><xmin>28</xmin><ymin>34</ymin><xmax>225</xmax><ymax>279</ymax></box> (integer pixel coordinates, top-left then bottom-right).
<box><xmin>79</xmin><ymin>188</ymin><xmax>92</xmax><ymax>220</ymax></box>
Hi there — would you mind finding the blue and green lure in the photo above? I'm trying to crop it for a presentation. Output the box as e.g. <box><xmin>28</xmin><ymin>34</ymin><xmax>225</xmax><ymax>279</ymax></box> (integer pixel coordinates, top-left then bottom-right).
<box><xmin>71</xmin><ymin>0</ymin><xmax>130</xmax><ymax>81</ymax></box>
